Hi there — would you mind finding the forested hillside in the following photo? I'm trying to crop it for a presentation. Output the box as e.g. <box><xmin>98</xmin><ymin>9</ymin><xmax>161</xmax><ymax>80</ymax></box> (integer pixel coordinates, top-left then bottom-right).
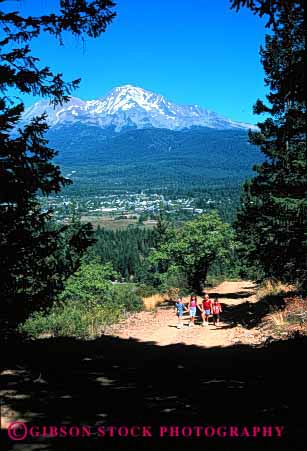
<box><xmin>47</xmin><ymin>125</ymin><xmax>263</xmax><ymax>193</ymax></box>
<box><xmin>87</xmin><ymin>227</ymin><xmax>156</xmax><ymax>280</ymax></box>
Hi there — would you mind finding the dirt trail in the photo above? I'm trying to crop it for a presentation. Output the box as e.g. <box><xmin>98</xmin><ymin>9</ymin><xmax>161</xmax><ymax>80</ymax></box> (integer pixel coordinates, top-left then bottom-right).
<box><xmin>107</xmin><ymin>280</ymin><xmax>265</xmax><ymax>347</ymax></box>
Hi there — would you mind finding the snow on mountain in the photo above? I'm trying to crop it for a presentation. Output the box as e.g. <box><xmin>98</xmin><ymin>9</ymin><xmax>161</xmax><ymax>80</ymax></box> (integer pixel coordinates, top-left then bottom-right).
<box><xmin>21</xmin><ymin>85</ymin><xmax>257</xmax><ymax>131</ymax></box>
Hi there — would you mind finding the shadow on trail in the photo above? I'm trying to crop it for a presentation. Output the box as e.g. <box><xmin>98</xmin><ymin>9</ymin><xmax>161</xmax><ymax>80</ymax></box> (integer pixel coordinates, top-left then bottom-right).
<box><xmin>212</xmin><ymin>291</ymin><xmax>255</xmax><ymax>300</ymax></box>
<box><xmin>0</xmin><ymin>332</ymin><xmax>305</xmax><ymax>451</ymax></box>
<box><xmin>221</xmin><ymin>301</ymin><xmax>270</xmax><ymax>329</ymax></box>
<box><xmin>220</xmin><ymin>294</ymin><xmax>289</xmax><ymax>329</ymax></box>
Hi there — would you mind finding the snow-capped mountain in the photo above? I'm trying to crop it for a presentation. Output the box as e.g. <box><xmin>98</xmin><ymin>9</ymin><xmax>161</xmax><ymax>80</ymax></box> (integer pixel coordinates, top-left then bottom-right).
<box><xmin>22</xmin><ymin>84</ymin><xmax>256</xmax><ymax>131</ymax></box>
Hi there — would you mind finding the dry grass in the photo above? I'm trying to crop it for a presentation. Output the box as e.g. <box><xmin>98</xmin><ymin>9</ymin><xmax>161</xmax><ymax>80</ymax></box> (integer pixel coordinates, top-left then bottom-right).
<box><xmin>267</xmin><ymin>296</ymin><xmax>307</xmax><ymax>335</ymax></box>
<box><xmin>143</xmin><ymin>288</ymin><xmax>203</xmax><ymax>310</ymax></box>
<box><xmin>258</xmin><ymin>278</ymin><xmax>307</xmax><ymax>336</ymax></box>
<box><xmin>268</xmin><ymin>311</ymin><xmax>286</xmax><ymax>326</ymax></box>
<box><xmin>143</xmin><ymin>287</ymin><xmax>183</xmax><ymax>310</ymax></box>
<box><xmin>256</xmin><ymin>279</ymin><xmax>295</xmax><ymax>300</ymax></box>
<box><xmin>143</xmin><ymin>293</ymin><xmax>169</xmax><ymax>310</ymax></box>
<box><xmin>284</xmin><ymin>296</ymin><xmax>307</xmax><ymax>328</ymax></box>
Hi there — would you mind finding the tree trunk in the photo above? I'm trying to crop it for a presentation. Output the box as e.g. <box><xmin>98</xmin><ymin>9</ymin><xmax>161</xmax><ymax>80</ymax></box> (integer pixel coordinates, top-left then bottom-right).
<box><xmin>189</xmin><ymin>262</ymin><xmax>209</xmax><ymax>295</ymax></box>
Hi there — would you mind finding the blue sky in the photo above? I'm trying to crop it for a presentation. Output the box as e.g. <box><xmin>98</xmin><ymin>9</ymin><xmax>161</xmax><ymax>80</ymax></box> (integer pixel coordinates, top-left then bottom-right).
<box><xmin>8</xmin><ymin>0</ymin><xmax>268</xmax><ymax>124</ymax></box>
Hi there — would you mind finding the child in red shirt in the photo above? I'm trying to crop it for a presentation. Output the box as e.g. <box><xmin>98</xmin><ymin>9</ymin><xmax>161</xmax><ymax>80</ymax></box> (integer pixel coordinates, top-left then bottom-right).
<box><xmin>212</xmin><ymin>298</ymin><xmax>222</xmax><ymax>327</ymax></box>
<box><xmin>199</xmin><ymin>293</ymin><xmax>212</xmax><ymax>326</ymax></box>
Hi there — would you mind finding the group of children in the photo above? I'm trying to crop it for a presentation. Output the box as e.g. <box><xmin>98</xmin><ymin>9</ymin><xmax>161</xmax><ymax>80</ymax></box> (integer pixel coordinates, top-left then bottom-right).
<box><xmin>175</xmin><ymin>294</ymin><xmax>222</xmax><ymax>329</ymax></box>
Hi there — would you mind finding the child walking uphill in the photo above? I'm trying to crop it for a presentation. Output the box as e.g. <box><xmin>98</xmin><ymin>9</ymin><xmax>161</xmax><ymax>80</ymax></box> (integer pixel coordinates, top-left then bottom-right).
<box><xmin>212</xmin><ymin>297</ymin><xmax>222</xmax><ymax>327</ymax></box>
<box><xmin>200</xmin><ymin>293</ymin><xmax>212</xmax><ymax>326</ymax></box>
<box><xmin>175</xmin><ymin>297</ymin><xmax>188</xmax><ymax>329</ymax></box>
<box><xmin>187</xmin><ymin>295</ymin><xmax>198</xmax><ymax>327</ymax></box>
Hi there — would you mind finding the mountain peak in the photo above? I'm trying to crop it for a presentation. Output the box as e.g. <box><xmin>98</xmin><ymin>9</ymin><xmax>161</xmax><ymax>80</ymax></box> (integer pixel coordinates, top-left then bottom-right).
<box><xmin>96</xmin><ymin>84</ymin><xmax>167</xmax><ymax>117</ymax></box>
<box><xmin>113</xmin><ymin>84</ymin><xmax>146</xmax><ymax>91</ymax></box>
<box><xmin>111</xmin><ymin>84</ymin><xmax>155</xmax><ymax>94</ymax></box>
<box><xmin>21</xmin><ymin>85</ymin><xmax>256</xmax><ymax>131</ymax></box>
<box><xmin>103</xmin><ymin>84</ymin><xmax>154</xmax><ymax>101</ymax></box>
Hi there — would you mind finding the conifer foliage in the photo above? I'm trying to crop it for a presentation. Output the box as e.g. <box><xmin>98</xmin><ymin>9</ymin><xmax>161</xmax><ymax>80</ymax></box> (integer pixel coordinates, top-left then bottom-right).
<box><xmin>232</xmin><ymin>0</ymin><xmax>306</xmax><ymax>286</ymax></box>
<box><xmin>0</xmin><ymin>0</ymin><xmax>116</xmax><ymax>323</ymax></box>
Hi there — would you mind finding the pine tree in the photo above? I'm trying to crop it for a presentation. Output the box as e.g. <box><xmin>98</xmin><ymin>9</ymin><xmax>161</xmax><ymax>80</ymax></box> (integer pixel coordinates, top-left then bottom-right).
<box><xmin>231</xmin><ymin>1</ymin><xmax>306</xmax><ymax>286</ymax></box>
<box><xmin>0</xmin><ymin>1</ymin><xmax>116</xmax><ymax>323</ymax></box>
<box><xmin>153</xmin><ymin>211</ymin><xmax>173</xmax><ymax>246</ymax></box>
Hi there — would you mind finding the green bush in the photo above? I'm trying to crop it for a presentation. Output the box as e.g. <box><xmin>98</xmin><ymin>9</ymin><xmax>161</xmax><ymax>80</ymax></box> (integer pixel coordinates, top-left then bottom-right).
<box><xmin>59</xmin><ymin>262</ymin><xmax>118</xmax><ymax>304</ymax></box>
<box><xmin>19</xmin><ymin>262</ymin><xmax>143</xmax><ymax>339</ymax></box>
<box><xmin>158</xmin><ymin>265</ymin><xmax>189</xmax><ymax>293</ymax></box>
<box><xmin>206</xmin><ymin>274</ymin><xmax>227</xmax><ymax>287</ymax></box>
<box><xmin>18</xmin><ymin>310</ymin><xmax>50</xmax><ymax>338</ymax></box>
<box><xmin>112</xmin><ymin>284</ymin><xmax>143</xmax><ymax>313</ymax></box>
<box><xmin>19</xmin><ymin>301</ymin><xmax>123</xmax><ymax>339</ymax></box>
<box><xmin>135</xmin><ymin>284</ymin><xmax>159</xmax><ymax>298</ymax></box>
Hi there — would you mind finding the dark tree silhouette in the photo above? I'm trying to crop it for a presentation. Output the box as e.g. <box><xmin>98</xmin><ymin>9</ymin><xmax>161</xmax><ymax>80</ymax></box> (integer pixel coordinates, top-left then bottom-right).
<box><xmin>231</xmin><ymin>0</ymin><xmax>306</xmax><ymax>287</ymax></box>
<box><xmin>0</xmin><ymin>0</ymin><xmax>116</xmax><ymax>324</ymax></box>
